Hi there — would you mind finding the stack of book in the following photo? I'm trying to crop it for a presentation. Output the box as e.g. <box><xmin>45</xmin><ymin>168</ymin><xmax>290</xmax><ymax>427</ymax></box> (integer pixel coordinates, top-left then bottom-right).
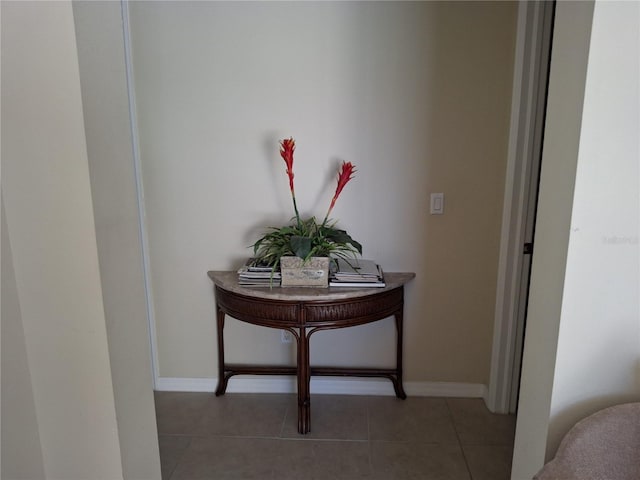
<box><xmin>237</xmin><ymin>259</ymin><xmax>281</xmax><ymax>286</ymax></box>
<box><xmin>330</xmin><ymin>258</ymin><xmax>385</xmax><ymax>287</ymax></box>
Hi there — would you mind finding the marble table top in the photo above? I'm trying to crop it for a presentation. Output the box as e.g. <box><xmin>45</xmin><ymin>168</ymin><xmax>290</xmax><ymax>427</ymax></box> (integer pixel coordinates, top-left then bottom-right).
<box><xmin>207</xmin><ymin>271</ymin><xmax>415</xmax><ymax>302</ymax></box>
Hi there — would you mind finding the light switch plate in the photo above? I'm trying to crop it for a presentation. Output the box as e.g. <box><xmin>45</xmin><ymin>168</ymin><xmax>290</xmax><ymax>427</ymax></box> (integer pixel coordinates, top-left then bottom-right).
<box><xmin>430</xmin><ymin>193</ymin><xmax>444</xmax><ymax>214</ymax></box>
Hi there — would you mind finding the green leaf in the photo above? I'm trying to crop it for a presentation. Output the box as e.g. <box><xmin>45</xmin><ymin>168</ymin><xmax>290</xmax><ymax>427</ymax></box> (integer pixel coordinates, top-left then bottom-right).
<box><xmin>252</xmin><ymin>217</ymin><xmax>363</xmax><ymax>265</ymax></box>
<box><xmin>350</xmin><ymin>239</ymin><xmax>363</xmax><ymax>254</ymax></box>
<box><xmin>290</xmin><ymin>235</ymin><xmax>311</xmax><ymax>259</ymax></box>
<box><xmin>324</xmin><ymin>230</ymin><xmax>363</xmax><ymax>254</ymax></box>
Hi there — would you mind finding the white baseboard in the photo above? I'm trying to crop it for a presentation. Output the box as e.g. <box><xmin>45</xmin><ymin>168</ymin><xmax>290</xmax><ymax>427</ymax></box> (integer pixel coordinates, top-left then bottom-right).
<box><xmin>155</xmin><ymin>376</ymin><xmax>487</xmax><ymax>399</ymax></box>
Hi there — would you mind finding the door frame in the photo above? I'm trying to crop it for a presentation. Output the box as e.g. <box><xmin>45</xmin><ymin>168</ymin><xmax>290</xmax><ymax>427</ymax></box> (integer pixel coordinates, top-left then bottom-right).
<box><xmin>487</xmin><ymin>0</ymin><xmax>555</xmax><ymax>414</ymax></box>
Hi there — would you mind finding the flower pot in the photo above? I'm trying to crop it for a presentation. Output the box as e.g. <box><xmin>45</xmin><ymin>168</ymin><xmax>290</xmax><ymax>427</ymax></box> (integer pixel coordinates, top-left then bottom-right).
<box><xmin>280</xmin><ymin>256</ymin><xmax>330</xmax><ymax>287</ymax></box>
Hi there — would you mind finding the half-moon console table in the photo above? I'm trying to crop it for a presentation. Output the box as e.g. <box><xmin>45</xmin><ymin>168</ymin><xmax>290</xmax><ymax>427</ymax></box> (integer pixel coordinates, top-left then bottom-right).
<box><xmin>207</xmin><ymin>270</ymin><xmax>415</xmax><ymax>434</ymax></box>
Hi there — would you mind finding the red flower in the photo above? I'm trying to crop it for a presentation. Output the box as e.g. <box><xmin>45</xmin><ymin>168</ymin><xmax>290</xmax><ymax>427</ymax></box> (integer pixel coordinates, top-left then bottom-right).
<box><xmin>323</xmin><ymin>161</ymin><xmax>356</xmax><ymax>225</ymax></box>
<box><xmin>280</xmin><ymin>138</ymin><xmax>296</xmax><ymax>193</ymax></box>
<box><xmin>280</xmin><ymin>137</ymin><xmax>300</xmax><ymax>223</ymax></box>
<box><xmin>334</xmin><ymin>161</ymin><xmax>356</xmax><ymax>202</ymax></box>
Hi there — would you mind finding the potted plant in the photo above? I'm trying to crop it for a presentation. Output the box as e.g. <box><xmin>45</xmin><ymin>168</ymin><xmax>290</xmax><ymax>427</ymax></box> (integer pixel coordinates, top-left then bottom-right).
<box><xmin>251</xmin><ymin>138</ymin><xmax>362</xmax><ymax>286</ymax></box>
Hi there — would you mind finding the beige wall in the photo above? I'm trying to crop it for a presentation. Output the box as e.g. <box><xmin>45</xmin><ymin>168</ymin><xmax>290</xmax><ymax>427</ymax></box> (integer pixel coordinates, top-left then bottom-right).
<box><xmin>2</xmin><ymin>1</ymin><xmax>163</xmax><ymax>478</ymax></box>
<box><xmin>1</xmin><ymin>2</ymin><xmax>123</xmax><ymax>478</ymax></box>
<box><xmin>546</xmin><ymin>0</ymin><xmax>639</xmax><ymax>458</ymax></box>
<box><xmin>73</xmin><ymin>2</ymin><xmax>162</xmax><ymax>478</ymax></box>
<box><xmin>512</xmin><ymin>1</ymin><xmax>639</xmax><ymax>477</ymax></box>
<box><xmin>129</xmin><ymin>1</ymin><xmax>517</xmax><ymax>386</ymax></box>
<box><xmin>1</xmin><ymin>200</ymin><xmax>45</xmax><ymax>480</ymax></box>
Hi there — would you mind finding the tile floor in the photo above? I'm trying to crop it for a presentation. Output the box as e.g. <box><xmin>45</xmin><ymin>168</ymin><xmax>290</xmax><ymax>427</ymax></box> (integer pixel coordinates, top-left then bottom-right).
<box><xmin>155</xmin><ymin>392</ymin><xmax>515</xmax><ymax>480</ymax></box>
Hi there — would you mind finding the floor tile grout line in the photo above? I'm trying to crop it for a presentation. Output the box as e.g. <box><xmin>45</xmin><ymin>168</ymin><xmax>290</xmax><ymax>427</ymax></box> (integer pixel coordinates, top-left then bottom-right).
<box><xmin>369</xmin><ymin>439</ymin><xmax>461</xmax><ymax>446</ymax></box>
<box><xmin>366</xmin><ymin>397</ymin><xmax>374</xmax><ymax>476</ymax></box>
<box><xmin>166</xmin><ymin>431</ymin><xmax>371</xmax><ymax>443</ymax></box>
<box><xmin>166</xmin><ymin>435</ymin><xmax>192</xmax><ymax>480</ymax></box>
<box><xmin>278</xmin><ymin>399</ymin><xmax>291</xmax><ymax>438</ymax></box>
<box><xmin>446</xmin><ymin>398</ymin><xmax>475</xmax><ymax>480</ymax></box>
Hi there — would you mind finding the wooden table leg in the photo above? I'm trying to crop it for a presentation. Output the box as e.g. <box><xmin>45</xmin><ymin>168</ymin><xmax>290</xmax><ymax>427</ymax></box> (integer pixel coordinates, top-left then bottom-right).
<box><xmin>297</xmin><ymin>326</ymin><xmax>311</xmax><ymax>434</ymax></box>
<box><xmin>215</xmin><ymin>307</ymin><xmax>228</xmax><ymax>396</ymax></box>
<box><xmin>394</xmin><ymin>308</ymin><xmax>407</xmax><ymax>399</ymax></box>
